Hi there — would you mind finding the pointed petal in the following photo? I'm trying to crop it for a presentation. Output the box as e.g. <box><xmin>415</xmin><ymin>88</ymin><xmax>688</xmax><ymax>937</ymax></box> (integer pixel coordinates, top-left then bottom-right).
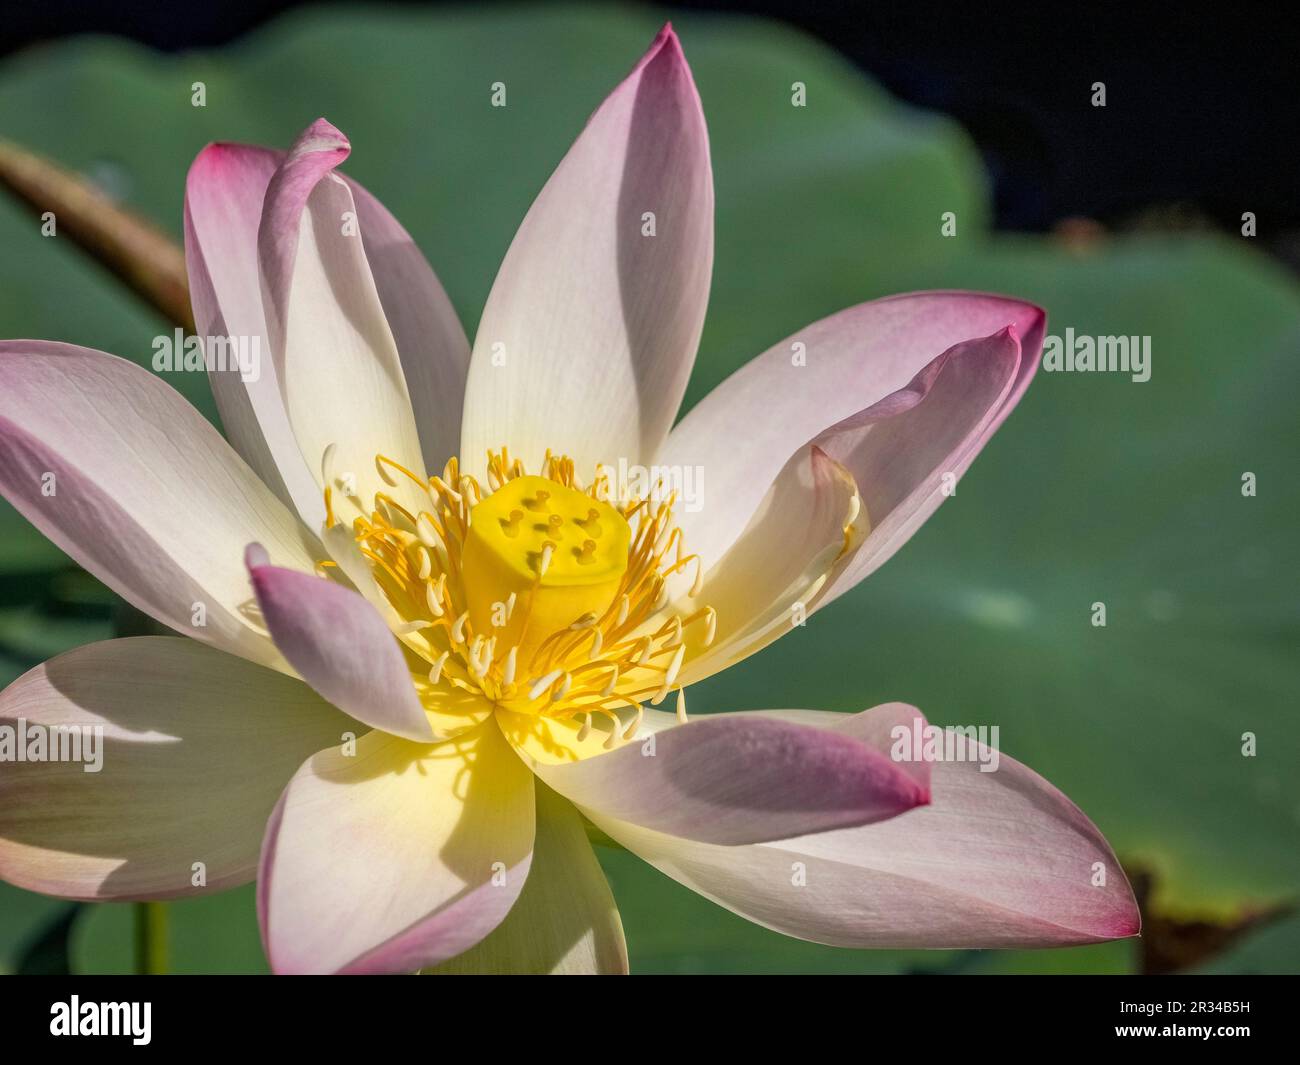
<box><xmin>511</xmin><ymin>702</ymin><xmax>928</xmax><ymax>846</ymax></box>
<box><xmin>426</xmin><ymin>783</ymin><xmax>628</xmax><ymax>974</ymax></box>
<box><xmin>661</xmin><ymin>292</ymin><xmax>1044</xmax><ymax>567</ymax></box>
<box><xmin>461</xmin><ymin>24</ymin><xmax>713</xmax><ymax>474</ymax></box>
<box><xmin>812</xmin><ymin>326</ymin><xmax>1023</xmax><ymax>606</ymax></box>
<box><xmin>0</xmin><ymin>342</ymin><xmax>317</xmax><ymax>668</ymax></box>
<box><xmin>663</xmin><ymin>328</ymin><xmax>1025</xmax><ymax>667</ymax></box>
<box><xmin>245</xmin><ymin>548</ymin><xmax>435</xmax><ymax>742</ymax></box>
<box><xmin>0</xmin><ymin>638</ymin><xmax>350</xmax><ymax>900</ymax></box>
<box><xmin>257</xmin><ymin>119</ymin><xmax>427</xmax><ymax>513</ymax></box>
<box><xmin>258</xmin><ymin>723</ymin><xmax>534</xmax><ymax>974</ymax></box>
<box><xmin>589</xmin><ymin>706</ymin><xmax>1140</xmax><ymax>948</ymax></box>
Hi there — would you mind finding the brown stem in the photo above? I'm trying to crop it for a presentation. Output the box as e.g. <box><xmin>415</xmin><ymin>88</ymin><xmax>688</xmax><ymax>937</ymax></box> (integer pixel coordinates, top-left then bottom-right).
<box><xmin>0</xmin><ymin>137</ymin><xmax>193</xmax><ymax>332</ymax></box>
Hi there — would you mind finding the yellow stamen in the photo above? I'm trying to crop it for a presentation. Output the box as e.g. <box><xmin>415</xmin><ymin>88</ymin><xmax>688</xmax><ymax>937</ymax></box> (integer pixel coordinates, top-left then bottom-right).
<box><xmin>331</xmin><ymin>448</ymin><xmax>716</xmax><ymax>720</ymax></box>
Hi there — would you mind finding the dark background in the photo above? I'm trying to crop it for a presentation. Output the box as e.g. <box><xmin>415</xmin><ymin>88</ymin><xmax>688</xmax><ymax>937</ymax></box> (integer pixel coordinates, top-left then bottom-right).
<box><xmin>3</xmin><ymin>0</ymin><xmax>1297</xmax><ymax>246</ymax></box>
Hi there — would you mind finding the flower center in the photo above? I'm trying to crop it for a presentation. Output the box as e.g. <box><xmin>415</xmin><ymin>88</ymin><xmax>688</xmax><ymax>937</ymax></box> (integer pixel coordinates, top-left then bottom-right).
<box><xmin>461</xmin><ymin>475</ymin><xmax>631</xmax><ymax>665</ymax></box>
<box><xmin>323</xmin><ymin>449</ymin><xmax>715</xmax><ymax>747</ymax></box>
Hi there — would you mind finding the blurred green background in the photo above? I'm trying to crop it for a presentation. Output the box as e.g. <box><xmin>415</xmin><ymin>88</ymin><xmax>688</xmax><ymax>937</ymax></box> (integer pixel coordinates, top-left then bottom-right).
<box><xmin>0</xmin><ymin>2</ymin><xmax>1297</xmax><ymax>974</ymax></box>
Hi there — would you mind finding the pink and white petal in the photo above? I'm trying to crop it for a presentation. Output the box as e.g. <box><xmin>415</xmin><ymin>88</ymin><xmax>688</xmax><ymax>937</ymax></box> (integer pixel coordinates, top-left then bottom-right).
<box><xmin>186</xmin><ymin>139</ymin><xmax>469</xmax><ymax>519</ymax></box>
<box><xmin>672</xmin><ymin>444</ymin><xmax>859</xmax><ymax>688</ymax></box>
<box><xmin>245</xmin><ymin>548</ymin><xmax>435</xmax><ymax>742</ymax></box>
<box><xmin>460</xmin><ymin>24</ymin><xmax>712</xmax><ymax>476</ymax></box>
<box><xmin>258</xmin><ymin>119</ymin><xmax>427</xmax><ymax>513</ymax></box>
<box><xmin>184</xmin><ymin>143</ymin><xmax>324</xmax><ymax>526</ymax></box>
<box><xmin>346</xmin><ymin>176</ymin><xmax>470</xmax><ymax>473</ymax></box>
<box><xmin>588</xmin><ymin>707</ymin><xmax>1139</xmax><ymax>948</ymax></box>
<box><xmin>0</xmin><ymin>638</ymin><xmax>350</xmax><ymax>901</ymax></box>
<box><xmin>258</xmin><ymin>722</ymin><xmax>535</xmax><ymax>974</ymax></box>
<box><xmin>664</xmin><ymin>328</ymin><xmax>1022</xmax><ymax>685</ymax></box>
<box><xmin>810</xmin><ymin>326</ymin><xmax>1022</xmax><ymax>608</ymax></box>
<box><xmin>660</xmin><ymin>292</ymin><xmax>1045</xmax><ymax>567</ymax></box>
<box><xmin>512</xmin><ymin>702</ymin><xmax>928</xmax><ymax>846</ymax></box>
<box><xmin>426</xmin><ymin>782</ymin><xmax>628</xmax><ymax>975</ymax></box>
<box><xmin>0</xmin><ymin>343</ymin><xmax>318</xmax><ymax>669</ymax></box>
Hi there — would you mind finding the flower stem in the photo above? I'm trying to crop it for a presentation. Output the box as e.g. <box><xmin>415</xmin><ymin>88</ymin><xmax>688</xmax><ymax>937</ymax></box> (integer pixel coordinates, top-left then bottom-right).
<box><xmin>0</xmin><ymin>138</ymin><xmax>193</xmax><ymax>332</ymax></box>
<box><xmin>133</xmin><ymin>902</ymin><xmax>168</xmax><ymax>974</ymax></box>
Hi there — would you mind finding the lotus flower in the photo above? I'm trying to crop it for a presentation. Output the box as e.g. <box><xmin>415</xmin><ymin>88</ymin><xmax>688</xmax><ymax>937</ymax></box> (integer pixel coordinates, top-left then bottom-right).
<box><xmin>0</xmin><ymin>25</ymin><xmax>1139</xmax><ymax>974</ymax></box>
